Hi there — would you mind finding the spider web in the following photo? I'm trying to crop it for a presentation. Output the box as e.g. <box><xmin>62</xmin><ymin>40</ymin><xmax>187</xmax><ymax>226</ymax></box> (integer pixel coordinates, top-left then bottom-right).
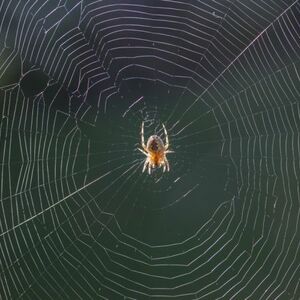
<box><xmin>0</xmin><ymin>0</ymin><xmax>300</xmax><ymax>299</ymax></box>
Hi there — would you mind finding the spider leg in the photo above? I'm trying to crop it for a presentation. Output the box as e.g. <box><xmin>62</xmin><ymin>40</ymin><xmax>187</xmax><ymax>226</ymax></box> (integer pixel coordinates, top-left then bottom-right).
<box><xmin>141</xmin><ymin>121</ymin><xmax>147</xmax><ymax>151</ymax></box>
<box><xmin>165</xmin><ymin>150</ymin><xmax>174</xmax><ymax>154</ymax></box>
<box><xmin>165</xmin><ymin>157</ymin><xmax>170</xmax><ymax>172</ymax></box>
<box><xmin>138</xmin><ymin>148</ymin><xmax>148</xmax><ymax>156</ymax></box>
<box><xmin>148</xmin><ymin>162</ymin><xmax>152</xmax><ymax>174</ymax></box>
<box><xmin>162</xmin><ymin>123</ymin><xmax>169</xmax><ymax>150</ymax></box>
<box><xmin>142</xmin><ymin>158</ymin><xmax>149</xmax><ymax>173</ymax></box>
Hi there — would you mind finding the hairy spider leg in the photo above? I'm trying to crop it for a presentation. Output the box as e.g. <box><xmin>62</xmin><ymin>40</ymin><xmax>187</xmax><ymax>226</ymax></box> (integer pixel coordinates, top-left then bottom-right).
<box><xmin>138</xmin><ymin>148</ymin><xmax>147</xmax><ymax>155</ymax></box>
<box><xmin>162</xmin><ymin>124</ymin><xmax>174</xmax><ymax>154</ymax></box>
<box><xmin>162</xmin><ymin>123</ymin><xmax>169</xmax><ymax>150</ymax></box>
<box><xmin>165</xmin><ymin>157</ymin><xmax>170</xmax><ymax>171</ymax></box>
<box><xmin>138</xmin><ymin>121</ymin><xmax>148</xmax><ymax>155</ymax></box>
<box><xmin>148</xmin><ymin>162</ymin><xmax>152</xmax><ymax>174</ymax></box>
<box><xmin>142</xmin><ymin>157</ymin><xmax>149</xmax><ymax>173</ymax></box>
<box><xmin>141</xmin><ymin>121</ymin><xmax>147</xmax><ymax>151</ymax></box>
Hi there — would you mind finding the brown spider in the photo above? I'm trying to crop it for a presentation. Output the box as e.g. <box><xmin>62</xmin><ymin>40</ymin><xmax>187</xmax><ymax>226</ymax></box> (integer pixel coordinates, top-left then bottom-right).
<box><xmin>138</xmin><ymin>122</ymin><xmax>173</xmax><ymax>174</ymax></box>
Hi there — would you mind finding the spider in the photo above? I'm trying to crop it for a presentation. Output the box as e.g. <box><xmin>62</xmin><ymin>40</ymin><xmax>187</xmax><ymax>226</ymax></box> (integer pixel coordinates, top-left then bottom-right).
<box><xmin>138</xmin><ymin>122</ymin><xmax>173</xmax><ymax>174</ymax></box>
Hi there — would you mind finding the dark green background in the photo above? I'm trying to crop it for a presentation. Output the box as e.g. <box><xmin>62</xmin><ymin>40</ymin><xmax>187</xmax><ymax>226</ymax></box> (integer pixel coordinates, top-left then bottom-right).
<box><xmin>0</xmin><ymin>1</ymin><xmax>299</xmax><ymax>299</ymax></box>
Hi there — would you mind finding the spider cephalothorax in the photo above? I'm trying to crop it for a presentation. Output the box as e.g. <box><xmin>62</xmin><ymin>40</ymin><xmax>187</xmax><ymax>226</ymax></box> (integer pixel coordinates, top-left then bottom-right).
<box><xmin>138</xmin><ymin>122</ymin><xmax>173</xmax><ymax>174</ymax></box>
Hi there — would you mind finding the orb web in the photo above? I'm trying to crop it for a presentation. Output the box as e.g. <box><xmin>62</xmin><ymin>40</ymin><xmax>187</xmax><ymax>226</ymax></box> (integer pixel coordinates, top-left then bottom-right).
<box><xmin>0</xmin><ymin>0</ymin><xmax>300</xmax><ymax>299</ymax></box>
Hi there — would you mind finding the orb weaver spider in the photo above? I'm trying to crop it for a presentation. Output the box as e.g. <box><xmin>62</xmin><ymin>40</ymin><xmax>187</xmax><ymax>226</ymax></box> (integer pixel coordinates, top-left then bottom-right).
<box><xmin>138</xmin><ymin>122</ymin><xmax>173</xmax><ymax>174</ymax></box>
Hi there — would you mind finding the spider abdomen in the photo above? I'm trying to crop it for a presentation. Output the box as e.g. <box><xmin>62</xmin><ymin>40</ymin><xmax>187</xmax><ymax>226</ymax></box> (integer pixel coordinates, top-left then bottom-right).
<box><xmin>147</xmin><ymin>135</ymin><xmax>164</xmax><ymax>153</ymax></box>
